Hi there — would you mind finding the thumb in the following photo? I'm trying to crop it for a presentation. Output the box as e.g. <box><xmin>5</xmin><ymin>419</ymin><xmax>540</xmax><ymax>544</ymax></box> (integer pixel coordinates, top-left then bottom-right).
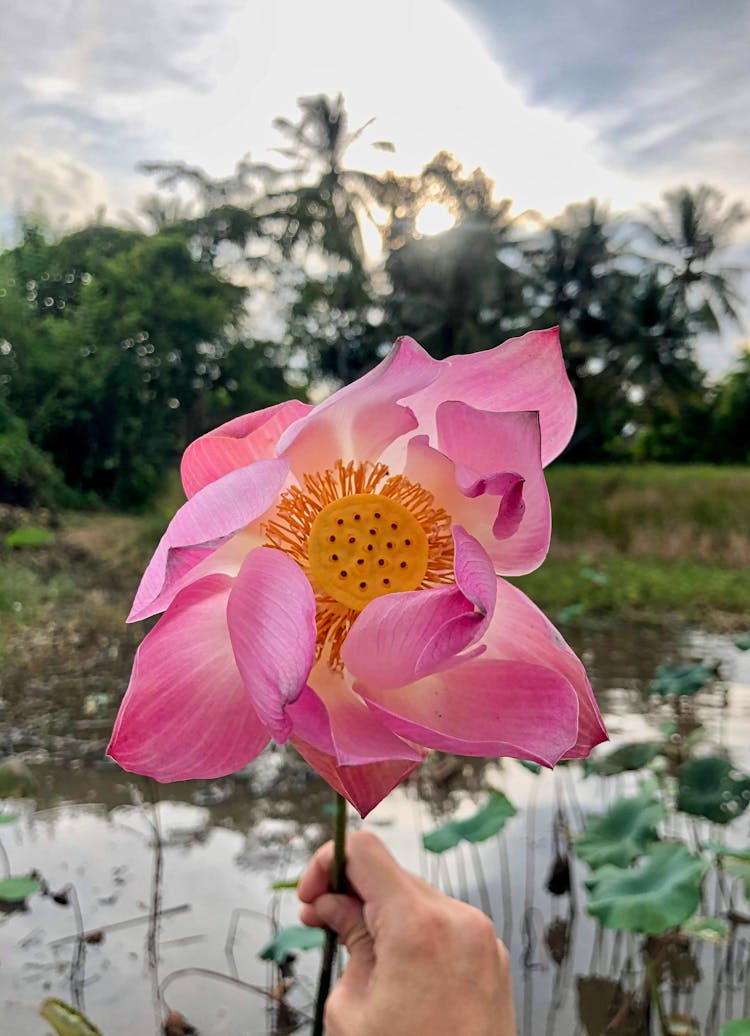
<box><xmin>312</xmin><ymin>893</ymin><xmax>375</xmax><ymax>992</ymax></box>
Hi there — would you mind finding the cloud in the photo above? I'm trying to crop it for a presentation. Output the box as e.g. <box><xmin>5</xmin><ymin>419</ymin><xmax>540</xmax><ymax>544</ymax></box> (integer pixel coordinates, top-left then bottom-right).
<box><xmin>0</xmin><ymin>150</ymin><xmax>111</xmax><ymax>229</ymax></box>
<box><xmin>456</xmin><ymin>0</ymin><xmax>750</xmax><ymax>184</ymax></box>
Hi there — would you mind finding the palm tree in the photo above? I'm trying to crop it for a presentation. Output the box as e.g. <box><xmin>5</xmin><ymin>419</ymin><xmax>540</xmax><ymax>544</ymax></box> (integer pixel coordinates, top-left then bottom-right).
<box><xmin>641</xmin><ymin>185</ymin><xmax>748</xmax><ymax>331</ymax></box>
<box><xmin>382</xmin><ymin>152</ymin><xmax>526</xmax><ymax>359</ymax></box>
<box><xmin>268</xmin><ymin>93</ymin><xmax>389</xmax><ymax>271</ymax></box>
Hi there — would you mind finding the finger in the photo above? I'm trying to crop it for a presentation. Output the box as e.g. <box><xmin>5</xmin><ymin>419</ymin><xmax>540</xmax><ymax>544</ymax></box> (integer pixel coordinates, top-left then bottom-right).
<box><xmin>314</xmin><ymin>892</ymin><xmax>375</xmax><ymax>993</ymax></box>
<box><xmin>298</xmin><ymin>831</ymin><xmax>411</xmax><ymax>907</ymax></box>
<box><xmin>297</xmin><ymin>840</ymin><xmax>335</xmax><ymax>904</ymax></box>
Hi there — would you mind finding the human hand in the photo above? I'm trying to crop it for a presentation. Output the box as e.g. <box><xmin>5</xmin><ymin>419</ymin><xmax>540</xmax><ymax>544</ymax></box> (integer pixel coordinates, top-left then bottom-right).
<box><xmin>298</xmin><ymin>831</ymin><xmax>516</xmax><ymax>1036</ymax></box>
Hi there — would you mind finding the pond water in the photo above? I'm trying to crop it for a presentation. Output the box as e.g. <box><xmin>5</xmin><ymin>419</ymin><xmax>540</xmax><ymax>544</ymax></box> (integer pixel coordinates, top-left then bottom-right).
<box><xmin>1</xmin><ymin>622</ymin><xmax>750</xmax><ymax>1035</ymax></box>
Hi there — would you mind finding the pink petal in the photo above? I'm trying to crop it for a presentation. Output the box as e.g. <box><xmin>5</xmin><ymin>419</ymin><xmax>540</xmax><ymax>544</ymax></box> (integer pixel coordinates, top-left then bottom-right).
<box><xmin>129</xmin><ymin>459</ymin><xmax>288</xmax><ymax>622</ymax></box>
<box><xmin>294</xmin><ymin>665</ymin><xmax>425</xmax><ymax>766</ymax></box>
<box><xmin>437</xmin><ymin>402</ymin><xmax>551</xmax><ymax>574</ymax></box>
<box><xmin>226</xmin><ymin>548</ymin><xmax>317</xmax><ymax>744</ymax></box>
<box><xmin>359</xmin><ymin>657</ymin><xmax>580</xmax><ymax>765</ymax></box>
<box><xmin>341</xmin><ymin>526</ymin><xmax>496</xmax><ymax>689</ymax></box>
<box><xmin>181</xmin><ymin>400</ymin><xmax>312</xmax><ymax>498</ymax></box>
<box><xmin>290</xmin><ymin>736</ymin><xmax>422</xmax><ymax>818</ymax></box>
<box><xmin>484</xmin><ymin>577</ymin><xmax>608</xmax><ymax>757</ymax></box>
<box><xmin>130</xmin><ymin>530</ymin><xmax>260</xmax><ymax>623</ymax></box>
<box><xmin>276</xmin><ymin>336</ymin><xmax>441</xmax><ymax>475</ymax></box>
<box><xmin>108</xmin><ymin>574</ymin><xmax>269</xmax><ymax>781</ymax></box>
<box><xmin>403</xmin><ymin>327</ymin><xmax>576</xmax><ymax>465</ymax></box>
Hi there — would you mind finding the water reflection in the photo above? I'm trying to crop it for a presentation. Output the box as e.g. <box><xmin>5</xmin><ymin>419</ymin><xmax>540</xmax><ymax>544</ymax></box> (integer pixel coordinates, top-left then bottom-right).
<box><xmin>1</xmin><ymin>625</ymin><xmax>750</xmax><ymax>1034</ymax></box>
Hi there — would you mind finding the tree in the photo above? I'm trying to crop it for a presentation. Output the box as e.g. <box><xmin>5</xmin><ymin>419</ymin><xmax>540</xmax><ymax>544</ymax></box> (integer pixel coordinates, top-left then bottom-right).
<box><xmin>0</xmin><ymin>224</ymin><xmax>289</xmax><ymax>506</ymax></box>
<box><xmin>641</xmin><ymin>185</ymin><xmax>748</xmax><ymax>331</ymax></box>
<box><xmin>382</xmin><ymin>152</ymin><xmax>528</xmax><ymax>360</ymax></box>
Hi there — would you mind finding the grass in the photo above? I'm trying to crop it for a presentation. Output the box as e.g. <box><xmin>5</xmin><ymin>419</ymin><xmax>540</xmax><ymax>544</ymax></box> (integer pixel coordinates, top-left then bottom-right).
<box><xmin>1</xmin><ymin>464</ymin><xmax>748</xmax><ymax>638</ymax></box>
<box><xmin>514</xmin><ymin>555</ymin><xmax>750</xmax><ymax>631</ymax></box>
<box><xmin>546</xmin><ymin>465</ymin><xmax>750</xmax><ymax>566</ymax></box>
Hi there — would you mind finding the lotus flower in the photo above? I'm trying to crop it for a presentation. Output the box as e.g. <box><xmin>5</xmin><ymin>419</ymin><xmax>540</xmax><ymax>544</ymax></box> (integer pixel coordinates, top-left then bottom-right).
<box><xmin>108</xmin><ymin>329</ymin><xmax>607</xmax><ymax>816</ymax></box>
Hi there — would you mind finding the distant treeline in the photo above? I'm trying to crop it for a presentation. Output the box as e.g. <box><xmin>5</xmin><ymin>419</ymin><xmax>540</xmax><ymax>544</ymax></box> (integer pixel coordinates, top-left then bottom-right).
<box><xmin>0</xmin><ymin>94</ymin><xmax>748</xmax><ymax>508</ymax></box>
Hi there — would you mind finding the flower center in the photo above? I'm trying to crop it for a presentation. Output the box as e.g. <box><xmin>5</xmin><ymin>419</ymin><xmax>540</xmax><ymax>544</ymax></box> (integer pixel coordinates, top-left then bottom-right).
<box><xmin>307</xmin><ymin>492</ymin><xmax>429</xmax><ymax>611</ymax></box>
<box><xmin>263</xmin><ymin>460</ymin><xmax>453</xmax><ymax>667</ymax></box>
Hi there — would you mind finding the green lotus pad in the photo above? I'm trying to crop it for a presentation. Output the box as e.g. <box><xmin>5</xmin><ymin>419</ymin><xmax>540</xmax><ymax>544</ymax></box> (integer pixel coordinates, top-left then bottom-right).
<box><xmin>0</xmin><ymin>875</ymin><xmax>43</xmax><ymax>903</ymax></box>
<box><xmin>422</xmin><ymin>790</ymin><xmax>517</xmax><ymax>854</ymax></box>
<box><xmin>583</xmin><ymin>741</ymin><xmax>662</xmax><ymax>777</ymax></box>
<box><xmin>585</xmin><ymin>843</ymin><xmax>707</xmax><ymax>934</ymax></box>
<box><xmin>677</xmin><ymin>756</ymin><xmax>750</xmax><ymax>825</ymax></box>
<box><xmin>575</xmin><ymin>793</ymin><xmax>664</xmax><ymax>870</ymax></box>
<box><xmin>258</xmin><ymin>925</ymin><xmax>325</xmax><ymax>963</ymax></box>
<box><xmin>719</xmin><ymin>1021</ymin><xmax>750</xmax><ymax>1036</ymax></box>
<box><xmin>39</xmin><ymin>999</ymin><xmax>102</xmax><ymax>1036</ymax></box>
<box><xmin>647</xmin><ymin>664</ymin><xmax>715</xmax><ymax>697</ymax></box>
<box><xmin>680</xmin><ymin>915</ymin><xmax>730</xmax><ymax>942</ymax></box>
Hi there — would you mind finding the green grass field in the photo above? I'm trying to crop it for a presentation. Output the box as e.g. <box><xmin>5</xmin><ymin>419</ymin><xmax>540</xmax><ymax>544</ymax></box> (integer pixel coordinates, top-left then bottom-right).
<box><xmin>2</xmin><ymin>465</ymin><xmax>749</xmax><ymax>641</ymax></box>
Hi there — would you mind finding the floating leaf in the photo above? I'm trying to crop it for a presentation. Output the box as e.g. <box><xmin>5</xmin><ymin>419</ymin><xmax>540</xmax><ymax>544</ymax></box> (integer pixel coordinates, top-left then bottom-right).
<box><xmin>583</xmin><ymin>741</ymin><xmax>662</xmax><ymax>778</ymax></box>
<box><xmin>575</xmin><ymin>793</ymin><xmax>664</xmax><ymax>869</ymax></box>
<box><xmin>270</xmin><ymin>878</ymin><xmax>300</xmax><ymax>891</ymax></box>
<box><xmin>5</xmin><ymin>525</ymin><xmax>55</xmax><ymax>549</ymax></box>
<box><xmin>648</xmin><ymin>665</ymin><xmax>714</xmax><ymax>698</ymax></box>
<box><xmin>733</xmin><ymin>634</ymin><xmax>750</xmax><ymax>652</ymax></box>
<box><xmin>677</xmin><ymin>757</ymin><xmax>750</xmax><ymax>825</ymax></box>
<box><xmin>720</xmin><ymin>1022</ymin><xmax>750</xmax><ymax>1036</ymax></box>
<box><xmin>556</xmin><ymin>603</ymin><xmax>587</xmax><ymax>624</ymax></box>
<box><xmin>518</xmin><ymin>760</ymin><xmax>542</xmax><ymax>775</ymax></box>
<box><xmin>579</xmin><ymin>566</ymin><xmax>609</xmax><ymax>586</ymax></box>
<box><xmin>680</xmin><ymin>915</ymin><xmax>730</xmax><ymax>942</ymax></box>
<box><xmin>0</xmin><ymin>875</ymin><xmax>43</xmax><ymax>903</ymax></box>
<box><xmin>258</xmin><ymin>925</ymin><xmax>325</xmax><ymax>963</ymax></box>
<box><xmin>0</xmin><ymin>813</ymin><xmax>18</xmax><ymax>825</ymax></box>
<box><xmin>0</xmin><ymin>759</ymin><xmax>37</xmax><ymax>797</ymax></box>
<box><xmin>422</xmin><ymin>791</ymin><xmax>517</xmax><ymax>853</ymax></box>
<box><xmin>585</xmin><ymin>843</ymin><xmax>707</xmax><ymax>935</ymax></box>
<box><xmin>39</xmin><ymin>998</ymin><xmax>102</xmax><ymax>1036</ymax></box>
<box><xmin>724</xmin><ymin>858</ymin><xmax>750</xmax><ymax>900</ymax></box>
<box><xmin>702</xmin><ymin>842</ymin><xmax>750</xmax><ymax>861</ymax></box>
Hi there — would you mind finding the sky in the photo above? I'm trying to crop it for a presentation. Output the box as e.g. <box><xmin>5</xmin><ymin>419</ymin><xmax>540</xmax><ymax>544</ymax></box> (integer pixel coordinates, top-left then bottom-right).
<box><xmin>1</xmin><ymin>0</ymin><xmax>748</xmax><ymax>369</ymax></box>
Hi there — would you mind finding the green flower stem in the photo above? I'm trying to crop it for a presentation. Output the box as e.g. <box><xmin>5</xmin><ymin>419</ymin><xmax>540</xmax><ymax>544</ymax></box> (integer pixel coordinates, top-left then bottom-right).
<box><xmin>312</xmin><ymin>793</ymin><xmax>348</xmax><ymax>1036</ymax></box>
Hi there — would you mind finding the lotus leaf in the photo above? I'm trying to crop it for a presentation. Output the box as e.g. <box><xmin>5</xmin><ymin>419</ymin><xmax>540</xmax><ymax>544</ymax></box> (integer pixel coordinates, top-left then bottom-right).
<box><xmin>648</xmin><ymin>665</ymin><xmax>714</xmax><ymax>698</ymax></box>
<box><xmin>0</xmin><ymin>875</ymin><xmax>43</xmax><ymax>903</ymax></box>
<box><xmin>583</xmin><ymin>741</ymin><xmax>662</xmax><ymax>778</ymax></box>
<box><xmin>719</xmin><ymin>1022</ymin><xmax>750</xmax><ymax>1036</ymax></box>
<box><xmin>423</xmin><ymin>791</ymin><xmax>517</xmax><ymax>854</ymax></box>
<box><xmin>39</xmin><ymin>999</ymin><xmax>102</xmax><ymax>1036</ymax></box>
<box><xmin>575</xmin><ymin>793</ymin><xmax>664</xmax><ymax>869</ymax></box>
<box><xmin>0</xmin><ymin>813</ymin><xmax>18</xmax><ymax>825</ymax></box>
<box><xmin>677</xmin><ymin>757</ymin><xmax>750</xmax><ymax>825</ymax></box>
<box><xmin>585</xmin><ymin>843</ymin><xmax>707</xmax><ymax>934</ymax></box>
<box><xmin>680</xmin><ymin>915</ymin><xmax>730</xmax><ymax>942</ymax></box>
<box><xmin>733</xmin><ymin>633</ymin><xmax>750</xmax><ymax>651</ymax></box>
<box><xmin>258</xmin><ymin>925</ymin><xmax>325</xmax><ymax>963</ymax></box>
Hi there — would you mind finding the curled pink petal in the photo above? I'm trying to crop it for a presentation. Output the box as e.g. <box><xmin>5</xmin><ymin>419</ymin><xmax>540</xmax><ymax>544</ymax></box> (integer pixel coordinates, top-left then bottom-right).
<box><xmin>276</xmin><ymin>336</ymin><xmax>441</xmax><ymax>474</ymax></box>
<box><xmin>181</xmin><ymin>399</ymin><xmax>312</xmax><ymax>498</ymax></box>
<box><xmin>130</xmin><ymin>530</ymin><xmax>260</xmax><ymax>623</ymax></box>
<box><xmin>402</xmin><ymin>413</ymin><xmax>550</xmax><ymax>576</ymax></box>
<box><xmin>227</xmin><ymin>548</ymin><xmax>317</xmax><ymax>744</ymax></box>
<box><xmin>341</xmin><ymin>526</ymin><xmax>495</xmax><ymax>690</ymax></box>
<box><xmin>359</xmin><ymin>657</ymin><xmax>580</xmax><ymax>764</ymax></box>
<box><xmin>482</xmin><ymin>578</ymin><xmax>608</xmax><ymax>758</ymax></box>
<box><xmin>437</xmin><ymin>402</ymin><xmax>551</xmax><ymax>573</ymax></box>
<box><xmin>129</xmin><ymin>459</ymin><xmax>288</xmax><ymax>623</ymax></box>
<box><xmin>404</xmin><ymin>327</ymin><xmax>576</xmax><ymax>464</ymax></box>
<box><xmin>108</xmin><ymin>575</ymin><xmax>269</xmax><ymax>781</ymax></box>
<box><xmin>290</xmin><ymin>735</ymin><xmax>423</xmax><ymax>818</ymax></box>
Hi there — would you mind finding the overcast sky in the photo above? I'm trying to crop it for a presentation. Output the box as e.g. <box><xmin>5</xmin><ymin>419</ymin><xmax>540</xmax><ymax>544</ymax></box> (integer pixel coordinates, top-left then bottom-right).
<box><xmin>1</xmin><ymin>0</ymin><xmax>747</xmax><ymax>367</ymax></box>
